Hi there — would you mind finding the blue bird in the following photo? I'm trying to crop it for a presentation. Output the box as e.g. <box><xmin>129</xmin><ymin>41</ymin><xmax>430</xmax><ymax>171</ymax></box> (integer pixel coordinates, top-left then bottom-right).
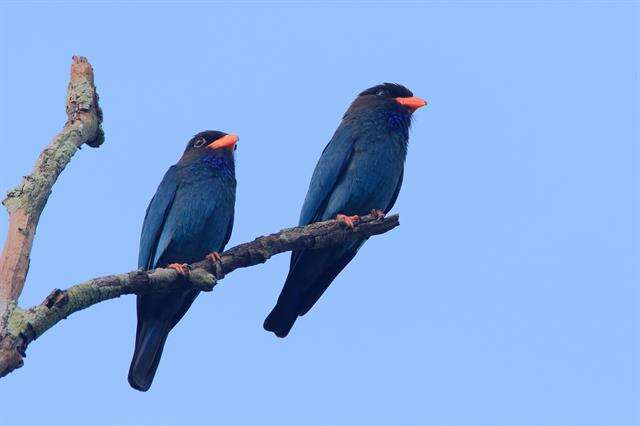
<box><xmin>128</xmin><ymin>130</ymin><xmax>238</xmax><ymax>391</ymax></box>
<box><xmin>264</xmin><ymin>83</ymin><xmax>426</xmax><ymax>338</ymax></box>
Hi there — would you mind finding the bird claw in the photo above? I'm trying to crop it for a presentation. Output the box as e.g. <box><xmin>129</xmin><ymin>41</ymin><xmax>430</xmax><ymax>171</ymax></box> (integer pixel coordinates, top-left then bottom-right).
<box><xmin>336</xmin><ymin>213</ymin><xmax>360</xmax><ymax>229</ymax></box>
<box><xmin>370</xmin><ymin>209</ymin><xmax>385</xmax><ymax>220</ymax></box>
<box><xmin>206</xmin><ymin>252</ymin><xmax>222</xmax><ymax>263</ymax></box>
<box><xmin>168</xmin><ymin>263</ymin><xmax>189</xmax><ymax>275</ymax></box>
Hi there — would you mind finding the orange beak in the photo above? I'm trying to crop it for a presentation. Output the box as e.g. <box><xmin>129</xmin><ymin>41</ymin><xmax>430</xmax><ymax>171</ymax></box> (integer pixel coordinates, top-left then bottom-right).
<box><xmin>207</xmin><ymin>134</ymin><xmax>239</xmax><ymax>150</ymax></box>
<box><xmin>395</xmin><ymin>96</ymin><xmax>427</xmax><ymax>111</ymax></box>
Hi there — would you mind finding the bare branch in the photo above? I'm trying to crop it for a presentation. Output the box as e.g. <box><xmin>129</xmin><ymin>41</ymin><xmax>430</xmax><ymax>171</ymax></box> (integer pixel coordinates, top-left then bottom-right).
<box><xmin>0</xmin><ymin>56</ymin><xmax>103</xmax><ymax>301</ymax></box>
<box><xmin>0</xmin><ymin>56</ymin><xmax>103</xmax><ymax>379</ymax></box>
<box><xmin>0</xmin><ymin>213</ymin><xmax>399</xmax><ymax>377</ymax></box>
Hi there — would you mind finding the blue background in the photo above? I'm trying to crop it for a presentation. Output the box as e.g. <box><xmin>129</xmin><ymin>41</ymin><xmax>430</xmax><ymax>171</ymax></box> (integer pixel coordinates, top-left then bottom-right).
<box><xmin>0</xmin><ymin>2</ymin><xmax>637</xmax><ymax>425</ymax></box>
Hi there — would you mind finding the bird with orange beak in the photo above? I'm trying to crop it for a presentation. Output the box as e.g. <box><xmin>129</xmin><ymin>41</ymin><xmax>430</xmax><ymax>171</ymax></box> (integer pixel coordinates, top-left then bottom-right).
<box><xmin>264</xmin><ymin>83</ymin><xmax>426</xmax><ymax>338</ymax></box>
<box><xmin>129</xmin><ymin>130</ymin><xmax>238</xmax><ymax>391</ymax></box>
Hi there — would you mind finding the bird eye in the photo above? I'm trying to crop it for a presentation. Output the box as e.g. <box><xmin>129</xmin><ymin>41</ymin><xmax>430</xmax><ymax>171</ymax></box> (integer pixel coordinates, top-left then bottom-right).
<box><xmin>376</xmin><ymin>90</ymin><xmax>386</xmax><ymax>97</ymax></box>
<box><xmin>193</xmin><ymin>138</ymin><xmax>206</xmax><ymax>148</ymax></box>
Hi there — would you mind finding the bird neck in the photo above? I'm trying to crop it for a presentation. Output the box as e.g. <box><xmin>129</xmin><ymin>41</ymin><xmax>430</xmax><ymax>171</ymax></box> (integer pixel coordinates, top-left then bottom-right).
<box><xmin>375</xmin><ymin>107</ymin><xmax>412</xmax><ymax>142</ymax></box>
<box><xmin>344</xmin><ymin>104</ymin><xmax>412</xmax><ymax>149</ymax></box>
<box><xmin>177</xmin><ymin>150</ymin><xmax>235</xmax><ymax>178</ymax></box>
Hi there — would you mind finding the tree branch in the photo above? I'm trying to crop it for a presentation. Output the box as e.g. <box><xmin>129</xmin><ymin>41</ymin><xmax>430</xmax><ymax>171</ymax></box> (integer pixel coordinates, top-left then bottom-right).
<box><xmin>0</xmin><ymin>56</ymin><xmax>103</xmax><ymax>379</ymax></box>
<box><xmin>0</xmin><ymin>213</ymin><xmax>398</xmax><ymax>378</ymax></box>
<box><xmin>0</xmin><ymin>56</ymin><xmax>103</xmax><ymax>301</ymax></box>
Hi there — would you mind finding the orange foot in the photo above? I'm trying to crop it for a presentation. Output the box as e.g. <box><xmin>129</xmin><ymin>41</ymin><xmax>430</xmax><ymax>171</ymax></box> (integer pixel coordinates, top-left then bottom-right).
<box><xmin>336</xmin><ymin>213</ymin><xmax>360</xmax><ymax>229</ymax></box>
<box><xmin>370</xmin><ymin>209</ymin><xmax>385</xmax><ymax>220</ymax></box>
<box><xmin>206</xmin><ymin>252</ymin><xmax>222</xmax><ymax>263</ymax></box>
<box><xmin>168</xmin><ymin>263</ymin><xmax>189</xmax><ymax>275</ymax></box>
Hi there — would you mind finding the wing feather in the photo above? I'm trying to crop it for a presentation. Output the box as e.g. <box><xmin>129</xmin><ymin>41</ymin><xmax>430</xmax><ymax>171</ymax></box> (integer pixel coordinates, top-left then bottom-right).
<box><xmin>298</xmin><ymin>123</ymin><xmax>357</xmax><ymax>226</ymax></box>
<box><xmin>138</xmin><ymin>166</ymin><xmax>179</xmax><ymax>270</ymax></box>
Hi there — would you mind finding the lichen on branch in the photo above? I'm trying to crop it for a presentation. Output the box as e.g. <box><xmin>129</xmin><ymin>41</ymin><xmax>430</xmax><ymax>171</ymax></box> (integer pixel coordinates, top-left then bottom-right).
<box><xmin>0</xmin><ymin>56</ymin><xmax>103</xmax><ymax>377</ymax></box>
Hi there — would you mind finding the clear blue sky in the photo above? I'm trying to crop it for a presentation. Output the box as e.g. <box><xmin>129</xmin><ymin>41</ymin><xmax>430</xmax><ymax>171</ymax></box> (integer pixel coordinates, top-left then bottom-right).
<box><xmin>0</xmin><ymin>2</ymin><xmax>637</xmax><ymax>425</ymax></box>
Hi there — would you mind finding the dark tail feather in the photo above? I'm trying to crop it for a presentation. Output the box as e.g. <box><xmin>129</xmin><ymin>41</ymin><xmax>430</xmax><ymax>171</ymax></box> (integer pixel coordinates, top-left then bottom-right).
<box><xmin>128</xmin><ymin>321</ymin><xmax>170</xmax><ymax>391</ymax></box>
<box><xmin>263</xmin><ymin>302</ymin><xmax>298</xmax><ymax>338</ymax></box>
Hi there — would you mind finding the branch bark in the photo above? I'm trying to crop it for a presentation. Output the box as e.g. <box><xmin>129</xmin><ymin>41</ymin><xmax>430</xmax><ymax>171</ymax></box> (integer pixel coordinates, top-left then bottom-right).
<box><xmin>0</xmin><ymin>56</ymin><xmax>103</xmax><ymax>301</ymax></box>
<box><xmin>0</xmin><ymin>213</ymin><xmax>398</xmax><ymax>377</ymax></box>
<box><xmin>0</xmin><ymin>56</ymin><xmax>103</xmax><ymax>379</ymax></box>
<box><xmin>0</xmin><ymin>56</ymin><xmax>401</xmax><ymax>380</ymax></box>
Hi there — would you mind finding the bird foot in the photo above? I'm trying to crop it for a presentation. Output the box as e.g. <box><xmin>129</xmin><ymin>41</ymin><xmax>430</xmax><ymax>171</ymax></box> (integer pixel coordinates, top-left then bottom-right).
<box><xmin>336</xmin><ymin>213</ymin><xmax>360</xmax><ymax>229</ymax></box>
<box><xmin>206</xmin><ymin>252</ymin><xmax>222</xmax><ymax>263</ymax></box>
<box><xmin>370</xmin><ymin>209</ymin><xmax>385</xmax><ymax>220</ymax></box>
<box><xmin>168</xmin><ymin>263</ymin><xmax>189</xmax><ymax>275</ymax></box>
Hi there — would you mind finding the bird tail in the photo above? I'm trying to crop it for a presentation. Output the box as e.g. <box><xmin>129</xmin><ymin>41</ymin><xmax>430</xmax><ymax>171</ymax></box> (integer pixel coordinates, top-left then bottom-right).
<box><xmin>128</xmin><ymin>320</ymin><xmax>170</xmax><ymax>392</ymax></box>
<box><xmin>263</xmin><ymin>302</ymin><xmax>299</xmax><ymax>338</ymax></box>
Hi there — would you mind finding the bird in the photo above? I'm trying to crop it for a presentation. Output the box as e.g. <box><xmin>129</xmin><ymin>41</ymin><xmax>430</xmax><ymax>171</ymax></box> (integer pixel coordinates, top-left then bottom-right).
<box><xmin>263</xmin><ymin>83</ymin><xmax>426</xmax><ymax>338</ymax></box>
<box><xmin>128</xmin><ymin>130</ymin><xmax>238</xmax><ymax>391</ymax></box>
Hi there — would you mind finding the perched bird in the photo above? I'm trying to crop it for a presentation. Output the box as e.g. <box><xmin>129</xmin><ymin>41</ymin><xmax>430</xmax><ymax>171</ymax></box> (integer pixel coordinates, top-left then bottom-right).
<box><xmin>264</xmin><ymin>83</ymin><xmax>426</xmax><ymax>338</ymax></box>
<box><xmin>128</xmin><ymin>130</ymin><xmax>238</xmax><ymax>391</ymax></box>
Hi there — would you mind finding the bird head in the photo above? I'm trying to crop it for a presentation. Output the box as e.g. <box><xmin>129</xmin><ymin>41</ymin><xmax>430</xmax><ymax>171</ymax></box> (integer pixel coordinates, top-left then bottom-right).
<box><xmin>184</xmin><ymin>130</ymin><xmax>238</xmax><ymax>154</ymax></box>
<box><xmin>179</xmin><ymin>130</ymin><xmax>237</xmax><ymax>163</ymax></box>
<box><xmin>355</xmin><ymin>83</ymin><xmax>427</xmax><ymax>113</ymax></box>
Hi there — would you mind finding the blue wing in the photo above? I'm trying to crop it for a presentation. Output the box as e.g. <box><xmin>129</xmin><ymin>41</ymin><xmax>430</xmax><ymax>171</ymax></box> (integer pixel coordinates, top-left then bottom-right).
<box><xmin>298</xmin><ymin>122</ymin><xmax>357</xmax><ymax>226</ymax></box>
<box><xmin>138</xmin><ymin>166</ymin><xmax>178</xmax><ymax>270</ymax></box>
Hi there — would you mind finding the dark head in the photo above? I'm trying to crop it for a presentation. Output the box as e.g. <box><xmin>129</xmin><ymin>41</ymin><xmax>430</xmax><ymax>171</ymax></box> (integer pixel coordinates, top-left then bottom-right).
<box><xmin>354</xmin><ymin>83</ymin><xmax>426</xmax><ymax>113</ymax></box>
<box><xmin>179</xmin><ymin>130</ymin><xmax>238</xmax><ymax>165</ymax></box>
<box><xmin>183</xmin><ymin>130</ymin><xmax>238</xmax><ymax>155</ymax></box>
<box><xmin>344</xmin><ymin>83</ymin><xmax>426</xmax><ymax>139</ymax></box>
